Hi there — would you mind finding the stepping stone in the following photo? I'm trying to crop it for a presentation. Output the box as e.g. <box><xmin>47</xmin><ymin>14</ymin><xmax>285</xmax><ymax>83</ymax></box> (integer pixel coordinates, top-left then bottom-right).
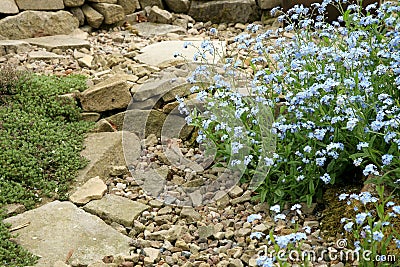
<box><xmin>28</xmin><ymin>50</ymin><xmax>64</xmax><ymax>60</ymax></box>
<box><xmin>135</xmin><ymin>40</ymin><xmax>226</xmax><ymax>67</ymax></box>
<box><xmin>69</xmin><ymin>176</ymin><xmax>107</xmax><ymax>205</ymax></box>
<box><xmin>83</xmin><ymin>194</ymin><xmax>150</xmax><ymax>227</ymax></box>
<box><xmin>23</xmin><ymin>35</ymin><xmax>90</xmax><ymax>51</ymax></box>
<box><xmin>4</xmin><ymin>201</ymin><xmax>131</xmax><ymax>267</ymax></box>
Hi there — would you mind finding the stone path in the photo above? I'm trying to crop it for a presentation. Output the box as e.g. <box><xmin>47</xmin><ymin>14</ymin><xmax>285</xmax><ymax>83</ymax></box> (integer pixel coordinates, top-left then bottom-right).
<box><xmin>2</xmin><ymin>20</ymin><xmax>343</xmax><ymax>267</ymax></box>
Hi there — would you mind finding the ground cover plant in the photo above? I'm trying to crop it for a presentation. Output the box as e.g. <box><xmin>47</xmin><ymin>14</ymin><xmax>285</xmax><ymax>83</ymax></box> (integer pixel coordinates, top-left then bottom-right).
<box><xmin>181</xmin><ymin>0</ymin><xmax>400</xmax><ymax>265</ymax></box>
<box><xmin>0</xmin><ymin>66</ymin><xmax>92</xmax><ymax>266</ymax></box>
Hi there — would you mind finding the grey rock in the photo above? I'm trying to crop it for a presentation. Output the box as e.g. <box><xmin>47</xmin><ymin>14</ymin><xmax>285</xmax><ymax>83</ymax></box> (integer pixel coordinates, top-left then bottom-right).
<box><xmin>138</xmin><ymin>0</ymin><xmax>163</xmax><ymax>8</ymax></box>
<box><xmin>180</xmin><ymin>207</ymin><xmax>202</xmax><ymax>222</ymax></box>
<box><xmin>133</xmin><ymin>77</ymin><xmax>186</xmax><ymax>102</ymax></box>
<box><xmin>78</xmin><ymin>54</ymin><xmax>94</xmax><ymax>68</ymax></box>
<box><xmin>257</xmin><ymin>0</ymin><xmax>281</xmax><ymax>9</ymax></box>
<box><xmin>134</xmin><ymin>167</ymin><xmax>167</xmax><ymax>197</ymax></box>
<box><xmin>92</xmin><ymin>119</ymin><xmax>117</xmax><ymax>132</ymax></box>
<box><xmin>88</xmin><ymin>0</ymin><xmax>118</xmax><ymax>3</ymax></box>
<box><xmin>135</xmin><ymin>40</ymin><xmax>226</xmax><ymax>67</ymax></box>
<box><xmin>0</xmin><ymin>0</ymin><xmax>19</xmax><ymax>14</ymax></box>
<box><xmin>133</xmin><ymin>22</ymin><xmax>186</xmax><ymax>38</ymax></box>
<box><xmin>228</xmin><ymin>185</ymin><xmax>243</xmax><ymax>198</ymax></box>
<box><xmin>16</xmin><ymin>0</ymin><xmax>64</xmax><ymax>10</ymax></box>
<box><xmin>24</xmin><ymin>35</ymin><xmax>90</xmax><ymax>51</ymax></box>
<box><xmin>81</xmin><ymin>112</ymin><xmax>101</xmax><ymax>122</ymax></box>
<box><xmin>0</xmin><ymin>40</ymin><xmax>30</xmax><ymax>56</ymax></box>
<box><xmin>0</xmin><ymin>11</ymin><xmax>79</xmax><ymax>39</ymax></box>
<box><xmin>82</xmin><ymin>4</ymin><xmax>104</xmax><ymax>28</ymax></box>
<box><xmin>143</xmin><ymin>247</ymin><xmax>161</xmax><ymax>262</ymax></box>
<box><xmin>118</xmin><ymin>0</ymin><xmax>140</xmax><ymax>14</ymax></box>
<box><xmin>69</xmin><ymin>176</ymin><xmax>107</xmax><ymax>205</ymax></box>
<box><xmin>148</xmin><ymin>6</ymin><xmax>173</xmax><ymax>24</ymax></box>
<box><xmin>91</xmin><ymin>3</ymin><xmax>125</xmax><ymax>25</ymax></box>
<box><xmin>198</xmin><ymin>225</ymin><xmax>215</xmax><ymax>239</ymax></box>
<box><xmin>64</xmin><ymin>0</ymin><xmax>85</xmax><ymax>7</ymax></box>
<box><xmin>4</xmin><ymin>203</ymin><xmax>26</xmax><ymax>216</ymax></box>
<box><xmin>4</xmin><ymin>201</ymin><xmax>131</xmax><ymax>266</ymax></box>
<box><xmin>69</xmin><ymin>7</ymin><xmax>85</xmax><ymax>26</ymax></box>
<box><xmin>165</xmin><ymin>0</ymin><xmax>190</xmax><ymax>13</ymax></box>
<box><xmin>188</xmin><ymin>0</ymin><xmax>260</xmax><ymax>23</ymax></box>
<box><xmin>28</xmin><ymin>50</ymin><xmax>64</xmax><ymax>60</ymax></box>
<box><xmin>145</xmin><ymin>225</ymin><xmax>184</xmax><ymax>241</ymax></box>
<box><xmin>83</xmin><ymin>194</ymin><xmax>149</xmax><ymax>227</ymax></box>
<box><xmin>80</xmin><ymin>75</ymin><xmax>131</xmax><ymax>112</ymax></box>
<box><xmin>77</xmin><ymin>131</ymin><xmax>140</xmax><ymax>186</ymax></box>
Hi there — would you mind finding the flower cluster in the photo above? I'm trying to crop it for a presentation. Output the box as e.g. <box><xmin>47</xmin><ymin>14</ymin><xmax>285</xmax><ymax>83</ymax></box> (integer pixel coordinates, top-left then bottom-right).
<box><xmin>181</xmin><ymin>0</ymin><xmax>400</xmax><ymax>205</ymax></box>
<box><xmin>339</xmin><ymin>186</ymin><xmax>400</xmax><ymax>265</ymax></box>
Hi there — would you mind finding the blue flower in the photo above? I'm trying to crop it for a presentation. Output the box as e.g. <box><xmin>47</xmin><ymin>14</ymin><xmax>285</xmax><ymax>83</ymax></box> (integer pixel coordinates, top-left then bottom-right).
<box><xmin>382</xmin><ymin>154</ymin><xmax>394</xmax><ymax>166</ymax></box>
<box><xmin>344</xmin><ymin>222</ymin><xmax>354</xmax><ymax>232</ymax></box>
<box><xmin>339</xmin><ymin>193</ymin><xmax>349</xmax><ymax>200</ymax></box>
<box><xmin>363</xmin><ymin>164</ymin><xmax>379</xmax><ymax>176</ymax></box>
<box><xmin>320</xmin><ymin>173</ymin><xmax>331</xmax><ymax>184</ymax></box>
<box><xmin>316</xmin><ymin>157</ymin><xmax>326</xmax><ymax>166</ymax></box>
<box><xmin>247</xmin><ymin>214</ymin><xmax>262</xmax><ymax>223</ymax></box>
<box><xmin>270</xmin><ymin>204</ymin><xmax>280</xmax><ymax>213</ymax></box>
<box><xmin>250</xmin><ymin>232</ymin><xmax>265</xmax><ymax>239</ymax></box>
<box><xmin>393</xmin><ymin>206</ymin><xmax>400</xmax><ymax>214</ymax></box>
<box><xmin>355</xmin><ymin>212</ymin><xmax>368</xmax><ymax>225</ymax></box>
<box><xmin>353</xmin><ymin>157</ymin><xmax>363</xmax><ymax>166</ymax></box>
<box><xmin>372</xmin><ymin>231</ymin><xmax>384</xmax><ymax>241</ymax></box>
<box><xmin>357</xmin><ymin>142</ymin><xmax>369</xmax><ymax>150</ymax></box>
<box><xmin>274</xmin><ymin>213</ymin><xmax>286</xmax><ymax>221</ymax></box>
<box><xmin>264</xmin><ymin>157</ymin><xmax>274</xmax><ymax>167</ymax></box>
<box><xmin>256</xmin><ymin>256</ymin><xmax>274</xmax><ymax>267</ymax></box>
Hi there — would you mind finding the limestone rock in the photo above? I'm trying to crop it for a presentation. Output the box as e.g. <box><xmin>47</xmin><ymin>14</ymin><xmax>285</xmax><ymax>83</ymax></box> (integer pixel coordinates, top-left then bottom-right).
<box><xmin>133</xmin><ymin>22</ymin><xmax>186</xmax><ymax>38</ymax></box>
<box><xmin>0</xmin><ymin>0</ymin><xmax>19</xmax><ymax>14</ymax></box>
<box><xmin>91</xmin><ymin>3</ymin><xmax>125</xmax><ymax>25</ymax></box>
<box><xmin>188</xmin><ymin>0</ymin><xmax>260</xmax><ymax>23</ymax></box>
<box><xmin>28</xmin><ymin>50</ymin><xmax>64</xmax><ymax>60</ymax></box>
<box><xmin>78</xmin><ymin>54</ymin><xmax>94</xmax><ymax>68</ymax></box>
<box><xmin>148</xmin><ymin>6</ymin><xmax>173</xmax><ymax>24</ymax></box>
<box><xmin>138</xmin><ymin>0</ymin><xmax>163</xmax><ymax>8</ymax></box>
<box><xmin>257</xmin><ymin>0</ymin><xmax>281</xmax><ymax>9</ymax></box>
<box><xmin>83</xmin><ymin>194</ymin><xmax>150</xmax><ymax>227</ymax></box>
<box><xmin>118</xmin><ymin>0</ymin><xmax>140</xmax><ymax>14</ymax></box>
<box><xmin>24</xmin><ymin>35</ymin><xmax>90</xmax><ymax>51</ymax></box>
<box><xmin>88</xmin><ymin>0</ymin><xmax>118</xmax><ymax>3</ymax></box>
<box><xmin>80</xmin><ymin>75</ymin><xmax>131</xmax><ymax>112</ymax></box>
<box><xmin>81</xmin><ymin>112</ymin><xmax>101</xmax><ymax>122</ymax></box>
<box><xmin>0</xmin><ymin>40</ymin><xmax>31</xmax><ymax>56</ymax></box>
<box><xmin>0</xmin><ymin>11</ymin><xmax>79</xmax><ymax>39</ymax></box>
<box><xmin>4</xmin><ymin>201</ymin><xmax>131</xmax><ymax>266</ymax></box>
<box><xmin>76</xmin><ymin>131</ymin><xmax>140</xmax><ymax>185</ymax></box>
<box><xmin>164</xmin><ymin>0</ymin><xmax>190</xmax><ymax>13</ymax></box>
<box><xmin>70</xmin><ymin>7</ymin><xmax>85</xmax><ymax>26</ymax></box>
<box><xmin>69</xmin><ymin>176</ymin><xmax>107</xmax><ymax>205</ymax></box>
<box><xmin>16</xmin><ymin>0</ymin><xmax>64</xmax><ymax>10</ymax></box>
<box><xmin>145</xmin><ymin>225</ymin><xmax>184</xmax><ymax>241</ymax></box>
<box><xmin>64</xmin><ymin>0</ymin><xmax>85</xmax><ymax>7</ymax></box>
<box><xmin>82</xmin><ymin>4</ymin><xmax>104</xmax><ymax>28</ymax></box>
<box><xmin>135</xmin><ymin>40</ymin><xmax>226</xmax><ymax>67</ymax></box>
<box><xmin>92</xmin><ymin>119</ymin><xmax>117</xmax><ymax>132</ymax></box>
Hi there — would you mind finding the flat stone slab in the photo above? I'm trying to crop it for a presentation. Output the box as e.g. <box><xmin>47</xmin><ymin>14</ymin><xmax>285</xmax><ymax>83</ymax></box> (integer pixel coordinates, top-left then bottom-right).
<box><xmin>0</xmin><ymin>0</ymin><xmax>19</xmax><ymax>14</ymax></box>
<box><xmin>0</xmin><ymin>40</ymin><xmax>31</xmax><ymax>56</ymax></box>
<box><xmin>28</xmin><ymin>50</ymin><xmax>64</xmax><ymax>60</ymax></box>
<box><xmin>135</xmin><ymin>40</ymin><xmax>226</xmax><ymax>67</ymax></box>
<box><xmin>133</xmin><ymin>22</ymin><xmax>186</xmax><ymax>37</ymax></box>
<box><xmin>83</xmin><ymin>194</ymin><xmax>150</xmax><ymax>227</ymax></box>
<box><xmin>76</xmin><ymin>131</ymin><xmax>141</xmax><ymax>186</ymax></box>
<box><xmin>23</xmin><ymin>35</ymin><xmax>90</xmax><ymax>51</ymax></box>
<box><xmin>4</xmin><ymin>201</ymin><xmax>131</xmax><ymax>267</ymax></box>
<box><xmin>69</xmin><ymin>176</ymin><xmax>107</xmax><ymax>205</ymax></box>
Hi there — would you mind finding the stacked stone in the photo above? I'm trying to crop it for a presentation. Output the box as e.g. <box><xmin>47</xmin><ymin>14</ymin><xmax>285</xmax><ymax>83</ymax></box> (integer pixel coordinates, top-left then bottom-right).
<box><xmin>0</xmin><ymin>0</ymin><xmax>282</xmax><ymax>34</ymax></box>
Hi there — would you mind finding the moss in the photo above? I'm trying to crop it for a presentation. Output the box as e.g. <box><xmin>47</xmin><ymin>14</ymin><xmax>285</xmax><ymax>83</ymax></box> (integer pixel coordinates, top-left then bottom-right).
<box><xmin>0</xmin><ymin>67</ymin><xmax>93</xmax><ymax>266</ymax></box>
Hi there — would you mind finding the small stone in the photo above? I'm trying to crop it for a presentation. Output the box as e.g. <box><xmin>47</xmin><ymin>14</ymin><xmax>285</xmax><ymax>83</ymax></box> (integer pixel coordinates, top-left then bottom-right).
<box><xmin>228</xmin><ymin>185</ymin><xmax>243</xmax><ymax>198</ymax></box>
<box><xmin>303</xmin><ymin>220</ymin><xmax>319</xmax><ymax>228</ymax></box>
<box><xmin>143</xmin><ymin>247</ymin><xmax>161</xmax><ymax>262</ymax></box>
<box><xmin>235</xmin><ymin>228</ymin><xmax>251</xmax><ymax>237</ymax></box>
<box><xmin>180</xmin><ymin>207</ymin><xmax>201</xmax><ymax>223</ymax></box>
<box><xmin>69</xmin><ymin>176</ymin><xmax>107</xmax><ymax>205</ymax></box>
<box><xmin>229</xmin><ymin>259</ymin><xmax>244</xmax><ymax>267</ymax></box>
<box><xmin>198</xmin><ymin>225</ymin><xmax>215</xmax><ymax>239</ymax></box>
<box><xmin>175</xmin><ymin>239</ymin><xmax>189</xmax><ymax>250</ymax></box>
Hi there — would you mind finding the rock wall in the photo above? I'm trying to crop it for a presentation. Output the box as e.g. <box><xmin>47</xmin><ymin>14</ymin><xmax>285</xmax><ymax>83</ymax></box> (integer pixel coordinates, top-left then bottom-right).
<box><xmin>0</xmin><ymin>0</ymin><xmax>281</xmax><ymax>38</ymax></box>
